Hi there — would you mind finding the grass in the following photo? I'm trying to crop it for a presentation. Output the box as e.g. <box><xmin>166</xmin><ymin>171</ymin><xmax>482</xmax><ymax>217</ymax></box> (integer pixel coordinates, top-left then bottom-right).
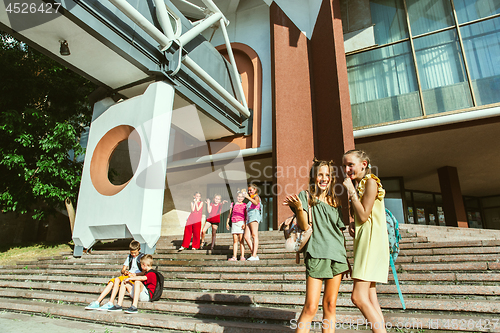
<box><xmin>0</xmin><ymin>242</ymin><xmax>72</xmax><ymax>266</ymax></box>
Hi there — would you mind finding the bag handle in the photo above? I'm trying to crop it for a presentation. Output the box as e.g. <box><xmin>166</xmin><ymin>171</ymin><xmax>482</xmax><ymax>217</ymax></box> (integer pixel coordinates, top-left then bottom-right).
<box><xmin>306</xmin><ymin>191</ymin><xmax>313</xmax><ymax>228</ymax></box>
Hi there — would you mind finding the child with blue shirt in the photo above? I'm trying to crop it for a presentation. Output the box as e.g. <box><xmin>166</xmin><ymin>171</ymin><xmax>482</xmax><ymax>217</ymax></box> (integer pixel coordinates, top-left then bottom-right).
<box><xmin>85</xmin><ymin>240</ymin><xmax>144</xmax><ymax>311</ymax></box>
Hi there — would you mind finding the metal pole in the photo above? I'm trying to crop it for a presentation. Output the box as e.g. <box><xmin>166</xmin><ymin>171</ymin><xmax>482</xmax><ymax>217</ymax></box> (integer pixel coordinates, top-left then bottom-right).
<box><xmin>219</xmin><ymin>18</ymin><xmax>248</xmax><ymax>109</ymax></box>
<box><xmin>177</xmin><ymin>12</ymin><xmax>223</xmax><ymax>46</ymax></box>
<box><xmin>402</xmin><ymin>0</ymin><xmax>427</xmax><ymax>116</ymax></box>
<box><xmin>153</xmin><ymin>0</ymin><xmax>176</xmax><ymax>40</ymax></box>
<box><xmin>201</xmin><ymin>0</ymin><xmax>229</xmax><ymax>25</ymax></box>
<box><xmin>450</xmin><ymin>0</ymin><xmax>477</xmax><ymax>107</ymax></box>
<box><xmin>109</xmin><ymin>0</ymin><xmax>171</xmax><ymax>49</ymax></box>
<box><xmin>176</xmin><ymin>0</ymin><xmax>206</xmax><ymax>13</ymax></box>
<box><xmin>183</xmin><ymin>56</ymin><xmax>250</xmax><ymax>118</ymax></box>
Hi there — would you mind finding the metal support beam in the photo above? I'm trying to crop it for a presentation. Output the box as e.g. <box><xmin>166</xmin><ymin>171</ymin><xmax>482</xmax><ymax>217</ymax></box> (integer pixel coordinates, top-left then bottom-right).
<box><xmin>108</xmin><ymin>0</ymin><xmax>172</xmax><ymax>50</ymax></box>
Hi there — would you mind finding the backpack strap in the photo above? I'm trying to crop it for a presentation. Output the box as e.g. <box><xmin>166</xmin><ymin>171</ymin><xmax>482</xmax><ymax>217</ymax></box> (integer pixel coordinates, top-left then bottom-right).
<box><xmin>129</xmin><ymin>252</ymin><xmax>145</xmax><ymax>271</ymax></box>
<box><xmin>390</xmin><ymin>255</ymin><xmax>406</xmax><ymax>310</ymax></box>
<box><xmin>127</xmin><ymin>254</ymin><xmax>132</xmax><ymax>269</ymax></box>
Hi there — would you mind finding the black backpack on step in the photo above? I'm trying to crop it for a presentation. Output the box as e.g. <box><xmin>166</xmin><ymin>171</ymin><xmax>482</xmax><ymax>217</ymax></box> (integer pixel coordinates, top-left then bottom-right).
<box><xmin>147</xmin><ymin>268</ymin><xmax>164</xmax><ymax>302</ymax></box>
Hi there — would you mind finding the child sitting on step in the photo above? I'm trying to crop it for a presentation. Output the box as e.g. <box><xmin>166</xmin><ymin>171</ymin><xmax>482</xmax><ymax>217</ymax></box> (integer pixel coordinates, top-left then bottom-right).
<box><xmin>85</xmin><ymin>240</ymin><xmax>144</xmax><ymax>311</ymax></box>
<box><xmin>108</xmin><ymin>254</ymin><xmax>157</xmax><ymax>314</ymax></box>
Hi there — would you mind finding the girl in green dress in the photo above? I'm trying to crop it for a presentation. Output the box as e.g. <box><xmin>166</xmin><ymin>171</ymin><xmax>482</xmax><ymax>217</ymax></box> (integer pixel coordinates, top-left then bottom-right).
<box><xmin>343</xmin><ymin>149</ymin><xmax>389</xmax><ymax>333</ymax></box>
<box><xmin>284</xmin><ymin>159</ymin><xmax>350</xmax><ymax>333</ymax></box>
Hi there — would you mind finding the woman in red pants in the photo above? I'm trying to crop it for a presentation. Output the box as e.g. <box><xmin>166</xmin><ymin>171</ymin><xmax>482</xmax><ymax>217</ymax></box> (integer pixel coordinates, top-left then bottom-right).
<box><xmin>179</xmin><ymin>192</ymin><xmax>203</xmax><ymax>251</ymax></box>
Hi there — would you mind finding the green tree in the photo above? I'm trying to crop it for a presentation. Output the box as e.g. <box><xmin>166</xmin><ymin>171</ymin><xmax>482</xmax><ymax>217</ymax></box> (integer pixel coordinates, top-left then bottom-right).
<box><xmin>0</xmin><ymin>32</ymin><xmax>96</xmax><ymax>220</ymax></box>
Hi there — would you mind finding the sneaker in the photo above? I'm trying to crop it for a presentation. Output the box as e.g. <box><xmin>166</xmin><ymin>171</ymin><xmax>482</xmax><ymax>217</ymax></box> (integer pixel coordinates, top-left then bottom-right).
<box><xmin>178</xmin><ymin>246</ymin><xmax>185</xmax><ymax>251</ymax></box>
<box><xmin>85</xmin><ymin>301</ymin><xmax>100</xmax><ymax>310</ymax></box>
<box><xmin>124</xmin><ymin>306</ymin><xmax>138</xmax><ymax>314</ymax></box>
<box><xmin>108</xmin><ymin>305</ymin><xmax>123</xmax><ymax>312</ymax></box>
<box><xmin>247</xmin><ymin>256</ymin><xmax>260</xmax><ymax>261</ymax></box>
<box><xmin>98</xmin><ymin>302</ymin><xmax>114</xmax><ymax>311</ymax></box>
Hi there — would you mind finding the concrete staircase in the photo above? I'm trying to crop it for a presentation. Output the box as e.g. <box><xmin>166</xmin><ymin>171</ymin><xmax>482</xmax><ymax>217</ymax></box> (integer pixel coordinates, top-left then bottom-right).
<box><xmin>0</xmin><ymin>226</ymin><xmax>499</xmax><ymax>332</ymax></box>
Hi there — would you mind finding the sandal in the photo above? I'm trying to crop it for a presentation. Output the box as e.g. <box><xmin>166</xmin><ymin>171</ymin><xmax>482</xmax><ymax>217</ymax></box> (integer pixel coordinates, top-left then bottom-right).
<box><xmin>228</xmin><ymin>257</ymin><xmax>237</xmax><ymax>261</ymax></box>
<box><xmin>240</xmin><ymin>256</ymin><xmax>246</xmax><ymax>261</ymax></box>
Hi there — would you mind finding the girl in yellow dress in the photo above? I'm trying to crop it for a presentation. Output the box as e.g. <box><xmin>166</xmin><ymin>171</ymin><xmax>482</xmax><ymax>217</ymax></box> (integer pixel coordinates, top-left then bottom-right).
<box><xmin>342</xmin><ymin>150</ymin><xmax>389</xmax><ymax>333</ymax></box>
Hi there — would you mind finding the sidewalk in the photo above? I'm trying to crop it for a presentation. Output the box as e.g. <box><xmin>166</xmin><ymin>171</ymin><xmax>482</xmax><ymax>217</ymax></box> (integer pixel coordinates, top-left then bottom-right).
<box><xmin>0</xmin><ymin>311</ymin><xmax>159</xmax><ymax>333</ymax></box>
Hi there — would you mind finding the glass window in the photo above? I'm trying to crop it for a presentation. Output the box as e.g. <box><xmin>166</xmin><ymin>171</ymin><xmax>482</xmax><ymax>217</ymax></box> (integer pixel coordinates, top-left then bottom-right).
<box><xmin>483</xmin><ymin>207</ymin><xmax>500</xmax><ymax>229</ymax></box>
<box><xmin>383</xmin><ymin>178</ymin><xmax>401</xmax><ymax>191</ymax></box>
<box><xmin>481</xmin><ymin>196</ymin><xmax>500</xmax><ymax>208</ymax></box>
<box><xmin>464</xmin><ymin>197</ymin><xmax>480</xmax><ymax>208</ymax></box>
<box><xmin>412</xmin><ymin>192</ymin><xmax>434</xmax><ymax>203</ymax></box>
<box><xmin>437</xmin><ymin>206</ymin><xmax>446</xmax><ymax>225</ymax></box>
<box><xmin>435</xmin><ymin>194</ymin><xmax>443</xmax><ymax>204</ymax></box>
<box><xmin>416</xmin><ymin>207</ymin><xmax>427</xmax><ymax>224</ymax></box>
<box><xmin>461</xmin><ymin>17</ymin><xmax>500</xmax><ymax>106</ymax></box>
<box><xmin>370</xmin><ymin>0</ymin><xmax>409</xmax><ymax>44</ymax></box>
<box><xmin>406</xmin><ymin>0</ymin><xmax>455</xmax><ymax>36</ymax></box>
<box><xmin>385</xmin><ymin>198</ymin><xmax>405</xmax><ymax>223</ymax></box>
<box><xmin>414</xmin><ymin>29</ymin><xmax>473</xmax><ymax>114</ymax></box>
<box><xmin>454</xmin><ymin>0</ymin><xmax>500</xmax><ymax>24</ymax></box>
<box><xmin>347</xmin><ymin>42</ymin><xmax>422</xmax><ymax>127</ymax></box>
<box><xmin>407</xmin><ymin>206</ymin><xmax>415</xmax><ymax>223</ymax></box>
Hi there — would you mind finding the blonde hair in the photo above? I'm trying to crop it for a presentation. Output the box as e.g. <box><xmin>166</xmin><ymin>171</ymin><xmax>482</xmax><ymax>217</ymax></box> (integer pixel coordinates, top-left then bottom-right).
<box><xmin>142</xmin><ymin>254</ymin><xmax>153</xmax><ymax>267</ymax></box>
<box><xmin>308</xmin><ymin>158</ymin><xmax>340</xmax><ymax>207</ymax></box>
<box><xmin>248</xmin><ymin>183</ymin><xmax>259</xmax><ymax>194</ymax></box>
<box><xmin>343</xmin><ymin>149</ymin><xmax>372</xmax><ymax>176</ymax></box>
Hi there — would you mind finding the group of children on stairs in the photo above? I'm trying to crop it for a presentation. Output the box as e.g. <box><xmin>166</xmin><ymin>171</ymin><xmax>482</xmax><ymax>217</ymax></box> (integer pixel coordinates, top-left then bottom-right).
<box><xmin>84</xmin><ymin>149</ymin><xmax>394</xmax><ymax>332</ymax></box>
<box><xmin>179</xmin><ymin>184</ymin><xmax>263</xmax><ymax>262</ymax></box>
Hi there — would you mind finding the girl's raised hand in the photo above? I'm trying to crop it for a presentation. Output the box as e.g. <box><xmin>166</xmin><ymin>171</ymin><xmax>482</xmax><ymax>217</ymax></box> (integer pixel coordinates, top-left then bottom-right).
<box><xmin>343</xmin><ymin>177</ymin><xmax>355</xmax><ymax>194</ymax></box>
<box><xmin>283</xmin><ymin>194</ymin><xmax>302</xmax><ymax>211</ymax></box>
<box><xmin>222</xmin><ymin>200</ymin><xmax>228</xmax><ymax>204</ymax></box>
<box><xmin>205</xmin><ymin>198</ymin><xmax>210</xmax><ymax>204</ymax></box>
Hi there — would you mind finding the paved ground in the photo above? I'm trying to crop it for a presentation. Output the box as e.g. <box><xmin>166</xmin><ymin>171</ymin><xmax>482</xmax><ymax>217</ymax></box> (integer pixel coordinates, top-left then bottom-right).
<box><xmin>0</xmin><ymin>311</ymin><xmax>160</xmax><ymax>333</ymax></box>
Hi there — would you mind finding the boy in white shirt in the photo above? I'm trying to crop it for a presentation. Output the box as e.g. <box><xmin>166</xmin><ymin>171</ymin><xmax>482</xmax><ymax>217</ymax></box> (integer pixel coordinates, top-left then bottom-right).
<box><xmin>85</xmin><ymin>240</ymin><xmax>144</xmax><ymax>311</ymax></box>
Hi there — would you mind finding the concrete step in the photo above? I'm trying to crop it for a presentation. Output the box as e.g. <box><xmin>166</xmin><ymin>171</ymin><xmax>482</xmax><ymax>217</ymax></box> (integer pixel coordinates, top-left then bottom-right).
<box><xmin>3</xmin><ymin>267</ymin><xmax>500</xmax><ymax>285</ymax></box>
<box><xmin>2</xmin><ymin>283</ymin><xmax>500</xmax><ymax>318</ymax></box>
<box><xmin>401</xmin><ymin>224</ymin><xmax>500</xmax><ymax>242</ymax></box>
<box><xmin>0</xmin><ymin>298</ymin><xmax>292</xmax><ymax>332</ymax></box>
<box><xmin>14</xmin><ymin>257</ymin><xmax>499</xmax><ymax>274</ymax></box>
<box><xmin>0</xmin><ymin>292</ymin><xmax>499</xmax><ymax>332</ymax></box>
<box><xmin>1</xmin><ymin>274</ymin><xmax>499</xmax><ymax>301</ymax></box>
<box><xmin>35</xmin><ymin>250</ymin><xmax>500</xmax><ymax>264</ymax></box>
<box><xmin>2</xmin><ymin>225</ymin><xmax>500</xmax><ymax>332</ymax></box>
